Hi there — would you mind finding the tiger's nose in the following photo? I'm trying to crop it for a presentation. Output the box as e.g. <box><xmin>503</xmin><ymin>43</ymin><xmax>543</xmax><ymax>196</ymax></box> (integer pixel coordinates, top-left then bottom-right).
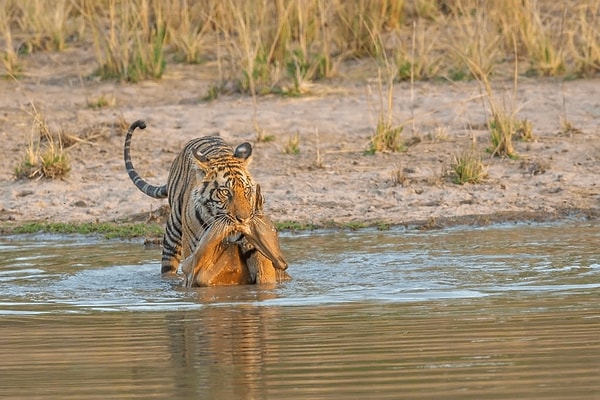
<box><xmin>235</xmin><ymin>213</ymin><xmax>251</xmax><ymax>224</ymax></box>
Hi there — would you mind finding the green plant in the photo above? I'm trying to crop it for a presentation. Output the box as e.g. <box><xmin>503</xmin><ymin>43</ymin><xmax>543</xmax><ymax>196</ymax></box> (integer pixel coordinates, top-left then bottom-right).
<box><xmin>86</xmin><ymin>94</ymin><xmax>116</xmax><ymax>109</ymax></box>
<box><xmin>451</xmin><ymin>146</ymin><xmax>487</xmax><ymax>184</ymax></box>
<box><xmin>487</xmin><ymin>113</ymin><xmax>515</xmax><ymax>157</ymax></box>
<box><xmin>516</xmin><ymin>118</ymin><xmax>534</xmax><ymax>141</ymax></box>
<box><xmin>14</xmin><ymin>104</ymin><xmax>70</xmax><ymax>180</ymax></box>
<box><xmin>283</xmin><ymin>132</ymin><xmax>300</xmax><ymax>155</ymax></box>
<box><xmin>285</xmin><ymin>49</ymin><xmax>326</xmax><ymax>95</ymax></box>
<box><xmin>346</xmin><ymin>221</ymin><xmax>367</xmax><ymax>231</ymax></box>
<box><xmin>559</xmin><ymin>118</ymin><xmax>582</xmax><ymax>136</ymax></box>
<box><xmin>448</xmin><ymin>3</ymin><xmax>501</xmax><ymax>80</ymax></box>
<box><xmin>202</xmin><ymin>84</ymin><xmax>221</xmax><ymax>101</ymax></box>
<box><xmin>495</xmin><ymin>0</ymin><xmax>566</xmax><ymax>77</ymax></box>
<box><xmin>525</xmin><ymin>39</ymin><xmax>566</xmax><ymax>77</ymax></box>
<box><xmin>412</xmin><ymin>0</ymin><xmax>443</xmax><ymax>19</ymax></box>
<box><xmin>366</xmin><ymin>31</ymin><xmax>405</xmax><ymax>155</ymax></box>
<box><xmin>15</xmin><ymin>131</ymin><xmax>70</xmax><ymax>180</ymax></box>
<box><xmin>3</xmin><ymin>0</ymin><xmax>600</xmax><ymax>88</ymax></box>
<box><xmin>333</xmin><ymin>0</ymin><xmax>404</xmax><ymax>57</ymax></box>
<box><xmin>275</xmin><ymin>220</ymin><xmax>316</xmax><ymax>231</ymax></box>
<box><xmin>376</xmin><ymin>222</ymin><xmax>391</xmax><ymax>231</ymax></box>
<box><xmin>8</xmin><ymin>221</ymin><xmax>164</xmax><ymax>239</ymax></box>
<box><xmin>313</xmin><ymin>127</ymin><xmax>324</xmax><ymax>168</ymax></box>
<box><xmin>366</xmin><ymin>118</ymin><xmax>404</xmax><ymax>154</ymax></box>
<box><xmin>462</xmin><ymin>38</ymin><xmax>521</xmax><ymax>158</ymax></box>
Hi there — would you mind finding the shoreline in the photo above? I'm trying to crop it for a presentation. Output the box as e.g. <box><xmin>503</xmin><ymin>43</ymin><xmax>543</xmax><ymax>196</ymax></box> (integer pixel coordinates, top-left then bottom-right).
<box><xmin>2</xmin><ymin>208</ymin><xmax>598</xmax><ymax>240</ymax></box>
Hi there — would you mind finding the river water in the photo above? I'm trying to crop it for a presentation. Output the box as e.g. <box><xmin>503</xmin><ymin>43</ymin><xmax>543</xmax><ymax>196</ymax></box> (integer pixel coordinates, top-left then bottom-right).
<box><xmin>0</xmin><ymin>222</ymin><xmax>598</xmax><ymax>399</ymax></box>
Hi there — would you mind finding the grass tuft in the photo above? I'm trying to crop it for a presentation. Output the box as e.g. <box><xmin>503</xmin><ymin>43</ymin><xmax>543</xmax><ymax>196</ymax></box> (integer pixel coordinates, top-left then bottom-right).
<box><xmin>14</xmin><ymin>104</ymin><xmax>70</xmax><ymax>180</ymax></box>
<box><xmin>366</xmin><ymin>119</ymin><xmax>404</xmax><ymax>155</ymax></box>
<box><xmin>451</xmin><ymin>146</ymin><xmax>487</xmax><ymax>185</ymax></box>
<box><xmin>487</xmin><ymin>112</ymin><xmax>516</xmax><ymax>158</ymax></box>
<box><xmin>283</xmin><ymin>132</ymin><xmax>300</xmax><ymax>155</ymax></box>
<box><xmin>86</xmin><ymin>94</ymin><xmax>116</xmax><ymax>109</ymax></box>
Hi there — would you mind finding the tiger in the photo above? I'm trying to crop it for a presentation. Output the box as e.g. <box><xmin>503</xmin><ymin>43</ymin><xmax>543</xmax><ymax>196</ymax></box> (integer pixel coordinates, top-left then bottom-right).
<box><xmin>123</xmin><ymin>120</ymin><xmax>288</xmax><ymax>282</ymax></box>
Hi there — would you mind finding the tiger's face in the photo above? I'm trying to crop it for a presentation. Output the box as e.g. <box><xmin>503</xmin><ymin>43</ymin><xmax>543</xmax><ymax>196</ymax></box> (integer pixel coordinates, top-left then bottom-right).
<box><xmin>201</xmin><ymin>165</ymin><xmax>257</xmax><ymax>227</ymax></box>
<box><xmin>191</xmin><ymin>142</ymin><xmax>257</xmax><ymax>232</ymax></box>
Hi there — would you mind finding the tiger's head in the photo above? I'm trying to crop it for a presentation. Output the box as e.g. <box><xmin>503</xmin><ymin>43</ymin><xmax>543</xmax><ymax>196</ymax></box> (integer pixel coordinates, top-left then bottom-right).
<box><xmin>191</xmin><ymin>142</ymin><xmax>259</xmax><ymax>233</ymax></box>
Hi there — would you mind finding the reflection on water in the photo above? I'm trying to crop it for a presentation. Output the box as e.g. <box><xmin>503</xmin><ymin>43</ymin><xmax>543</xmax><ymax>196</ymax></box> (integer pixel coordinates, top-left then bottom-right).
<box><xmin>0</xmin><ymin>223</ymin><xmax>599</xmax><ymax>399</ymax></box>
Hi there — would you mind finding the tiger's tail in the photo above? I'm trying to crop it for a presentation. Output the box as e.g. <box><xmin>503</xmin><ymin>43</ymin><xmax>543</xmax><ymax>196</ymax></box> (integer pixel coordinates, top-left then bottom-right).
<box><xmin>123</xmin><ymin>120</ymin><xmax>168</xmax><ymax>199</ymax></box>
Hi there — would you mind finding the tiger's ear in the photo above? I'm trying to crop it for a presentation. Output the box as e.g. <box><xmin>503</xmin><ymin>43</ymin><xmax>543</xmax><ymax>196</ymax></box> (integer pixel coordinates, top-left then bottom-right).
<box><xmin>192</xmin><ymin>147</ymin><xmax>211</xmax><ymax>171</ymax></box>
<box><xmin>234</xmin><ymin>142</ymin><xmax>252</xmax><ymax>161</ymax></box>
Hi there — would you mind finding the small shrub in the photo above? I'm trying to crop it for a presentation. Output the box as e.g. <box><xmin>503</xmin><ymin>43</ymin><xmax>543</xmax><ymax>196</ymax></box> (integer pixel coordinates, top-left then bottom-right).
<box><xmin>487</xmin><ymin>111</ymin><xmax>530</xmax><ymax>158</ymax></box>
<box><xmin>15</xmin><ymin>137</ymin><xmax>70</xmax><ymax>180</ymax></box>
<box><xmin>488</xmin><ymin>113</ymin><xmax>515</xmax><ymax>157</ymax></box>
<box><xmin>86</xmin><ymin>94</ymin><xmax>116</xmax><ymax>109</ymax></box>
<box><xmin>559</xmin><ymin>118</ymin><xmax>582</xmax><ymax>136</ymax></box>
<box><xmin>366</xmin><ymin>119</ymin><xmax>404</xmax><ymax>154</ymax></box>
<box><xmin>202</xmin><ymin>84</ymin><xmax>221</xmax><ymax>101</ymax></box>
<box><xmin>14</xmin><ymin>105</ymin><xmax>70</xmax><ymax>180</ymax></box>
<box><xmin>452</xmin><ymin>146</ymin><xmax>487</xmax><ymax>184</ymax></box>
<box><xmin>391</xmin><ymin>164</ymin><xmax>409</xmax><ymax>186</ymax></box>
<box><xmin>283</xmin><ymin>133</ymin><xmax>300</xmax><ymax>155</ymax></box>
<box><xmin>516</xmin><ymin>119</ymin><xmax>534</xmax><ymax>141</ymax></box>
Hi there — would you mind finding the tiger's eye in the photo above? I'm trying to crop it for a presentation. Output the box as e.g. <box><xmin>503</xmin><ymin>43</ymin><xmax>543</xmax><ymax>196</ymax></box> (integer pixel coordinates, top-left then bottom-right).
<box><xmin>219</xmin><ymin>188</ymin><xmax>230</xmax><ymax>198</ymax></box>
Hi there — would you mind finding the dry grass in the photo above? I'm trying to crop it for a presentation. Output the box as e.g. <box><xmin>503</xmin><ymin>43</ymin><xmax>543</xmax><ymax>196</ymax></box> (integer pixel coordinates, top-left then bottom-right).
<box><xmin>390</xmin><ymin>164</ymin><xmax>410</xmax><ymax>186</ymax></box>
<box><xmin>366</xmin><ymin>31</ymin><xmax>405</xmax><ymax>154</ymax></box>
<box><xmin>367</xmin><ymin>118</ymin><xmax>404</xmax><ymax>154</ymax></box>
<box><xmin>14</xmin><ymin>104</ymin><xmax>70</xmax><ymax>180</ymax></box>
<box><xmin>79</xmin><ymin>0</ymin><xmax>167</xmax><ymax>82</ymax></box>
<box><xmin>86</xmin><ymin>93</ymin><xmax>116</xmax><ymax>109</ymax></box>
<box><xmin>461</xmin><ymin>29</ymin><xmax>525</xmax><ymax>159</ymax></box>
<box><xmin>451</xmin><ymin>145</ymin><xmax>488</xmax><ymax>185</ymax></box>
<box><xmin>0</xmin><ymin>2</ymin><xmax>21</xmax><ymax>77</ymax></box>
<box><xmin>283</xmin><ymin>132</ymin><xmax>300</xmax><ymax>155</ymax></box>
<box><xmin>1</xmin><ymin>1</ymin><xmax>598</xmax><ymax>84</ymax></box>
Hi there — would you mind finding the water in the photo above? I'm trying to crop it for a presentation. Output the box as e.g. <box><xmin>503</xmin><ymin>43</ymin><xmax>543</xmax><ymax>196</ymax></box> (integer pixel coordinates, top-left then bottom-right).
<box><xmin>0</xmin><ymin>222</ymin><xmax>599</xmax><ymax>399</ymax></box>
